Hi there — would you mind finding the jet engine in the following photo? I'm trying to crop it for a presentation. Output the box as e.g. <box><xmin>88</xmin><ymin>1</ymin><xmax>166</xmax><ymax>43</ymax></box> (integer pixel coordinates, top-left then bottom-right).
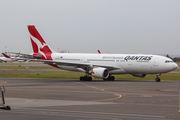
<box><xmin>90</xmin><ymin>68</ymin><xmax>109</xmax><ymax>79</ymax></box>
<box><xmin>131</xmin><ymin>74</ymin><xmax>147</xmax><ymax>78</ymax></box>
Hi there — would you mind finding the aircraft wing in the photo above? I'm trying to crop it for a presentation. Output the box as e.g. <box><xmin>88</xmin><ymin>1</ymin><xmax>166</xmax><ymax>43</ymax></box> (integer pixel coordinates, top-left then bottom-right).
<box><xmin>13</xmin><ymin>57</ymin><xmax>119</xmax><ymax>70</ymax></box>
<box><xmin>9</xmin><ymin>52</ymin><xmax>34</xmax><ymax>58</ymax></box>
<box><xmin>43</xmin><ymin>60</ymin><xmax>119</xmax><ymax>70</ymax></box>
<box><xmin>10</xmin><ymin>52</ymin><xmax>120</xmax><ymax>70</ymax></box>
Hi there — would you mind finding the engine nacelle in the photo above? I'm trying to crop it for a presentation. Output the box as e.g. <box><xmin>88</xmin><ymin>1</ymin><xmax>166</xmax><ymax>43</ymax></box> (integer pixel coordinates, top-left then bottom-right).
<box><xmin>131</xmin><ymin>74</ymin><xmax>147</xmax><ymax>78</ymax></box>
<box><xmin>90</xmin><ymin>68</ymin><xmax>109</xmax><ymax>79</ymax></box>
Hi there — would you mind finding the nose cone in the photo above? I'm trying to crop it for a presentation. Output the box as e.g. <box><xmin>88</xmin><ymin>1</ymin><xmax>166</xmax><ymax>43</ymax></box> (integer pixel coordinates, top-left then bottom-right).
<box><xmin>172</xmin><ymin>63</ymin><xmax>178</xmax><ymax>70</ymax></box>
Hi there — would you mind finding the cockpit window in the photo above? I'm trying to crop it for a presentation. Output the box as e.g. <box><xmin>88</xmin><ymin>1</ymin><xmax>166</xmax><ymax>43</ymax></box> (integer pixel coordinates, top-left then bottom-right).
<box><xmin>165</xmin><ymin>60</ymin><xmax>173</xmax><ymax>63</ymax></box>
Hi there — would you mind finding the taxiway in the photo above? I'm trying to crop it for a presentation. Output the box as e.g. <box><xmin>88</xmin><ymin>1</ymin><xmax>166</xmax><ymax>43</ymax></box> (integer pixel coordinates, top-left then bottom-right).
<box><xmin>0</xmin><ymin>78</ymin><xmax>179</xmax><ymax>120</ymax></box>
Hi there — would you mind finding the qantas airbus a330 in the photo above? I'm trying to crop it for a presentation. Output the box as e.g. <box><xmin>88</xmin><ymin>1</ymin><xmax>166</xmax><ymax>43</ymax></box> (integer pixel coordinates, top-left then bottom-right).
<box><xmin>12</xmin><ymin>25</ymin><xmax>178</xmax><ymax>82</ymax></box>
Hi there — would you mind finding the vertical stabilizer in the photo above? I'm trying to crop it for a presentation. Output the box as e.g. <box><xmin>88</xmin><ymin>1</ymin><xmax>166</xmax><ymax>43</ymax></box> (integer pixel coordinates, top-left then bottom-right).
<box><xmin>2</xmin><ymin>53</ymin><xmax>11</xmax><ymax>58</ymax></box>
<box><xmin>28</xmin><ymin>25</ymin><xmax>56</xmax><ymax>54</ymax></box>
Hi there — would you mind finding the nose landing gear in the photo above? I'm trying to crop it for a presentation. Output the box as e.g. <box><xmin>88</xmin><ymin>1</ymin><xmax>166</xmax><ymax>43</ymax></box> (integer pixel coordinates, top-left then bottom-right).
<box><xmin>155</xmin><ymin>73</ymin><xmax>161</xmax><ymax>82</ymax></box>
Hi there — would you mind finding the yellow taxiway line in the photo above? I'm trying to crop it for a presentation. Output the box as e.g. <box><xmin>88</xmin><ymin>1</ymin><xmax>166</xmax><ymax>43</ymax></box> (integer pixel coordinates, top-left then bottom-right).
<box><xmin>78</xmin><ymin>82</ymin><xmax>122</xmax><ymax>102</ymax></box>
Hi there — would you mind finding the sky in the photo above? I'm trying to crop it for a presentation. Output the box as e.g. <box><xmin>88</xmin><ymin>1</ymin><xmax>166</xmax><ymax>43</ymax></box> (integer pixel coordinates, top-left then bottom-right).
<box><xmin>0</xmin><ymin>0</ymin><xmax>180</xmax><ymax>55</ymax></box>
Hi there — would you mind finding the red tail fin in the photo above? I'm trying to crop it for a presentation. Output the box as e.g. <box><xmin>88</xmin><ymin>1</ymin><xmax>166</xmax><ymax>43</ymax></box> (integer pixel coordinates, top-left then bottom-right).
<box><xmin>28</xmin><ymin>25</ymin><xmax>55</xmax><ymax>54</ymax></box>
<box><xmin>2</xmin><ymin>53</ymin><xmax>11</xmax><ymax>58</ymax></box>
<box><xmin>14</xmin><ymin>54</ymin><xmax>19</xmax><ymax>58</ymax></box>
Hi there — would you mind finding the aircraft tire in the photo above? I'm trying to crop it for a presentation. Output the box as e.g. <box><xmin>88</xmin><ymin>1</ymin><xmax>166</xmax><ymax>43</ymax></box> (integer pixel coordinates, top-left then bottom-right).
<box><xmin>80</xmin><ymin>76</ymin><xmax>92</xmax><ymax>81</ymax></box>
<box><xmin>80</xmin><ymin>76</ymin><xmax>84</xmax><ymax>81</ymax></box>
<box><xmin>87</xmin><ymin>77</ymin><xmax>92</xmax><ymax>81</ymax></box>
<box><xmin>103</xmin><ymin>76</ymin><xmax>115</xmax><ymax>81</ymax></box>
<box><xmin>111</xmin><ymin>76</ymin><xmax>115</xmax><ymax>81</ymax></box>
<box><xmin>155</xmin><ymin>78</ymin><xmax>161</xmax><ymax>82</ymax></box>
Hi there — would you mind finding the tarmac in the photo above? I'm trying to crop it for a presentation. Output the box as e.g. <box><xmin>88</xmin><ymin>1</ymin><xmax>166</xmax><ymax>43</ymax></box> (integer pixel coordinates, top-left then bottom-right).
<box><xmin>0</xmin><ymin>78</ymin><xmax>180</xmax><ymax>120</ymax></box>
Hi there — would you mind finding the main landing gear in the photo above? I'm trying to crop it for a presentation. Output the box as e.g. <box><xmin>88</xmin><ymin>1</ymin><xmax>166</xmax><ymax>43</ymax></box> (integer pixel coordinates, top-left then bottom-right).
<box><xmin>80</xmin><ymin>76</ymin><xmax>92</xmax><ymax>81</ymax></box>
<box><xmin>103</xmin><ymin>76</ymin><xmax>115</xmax><ymax>81</ymax></box>
<box><xmin>79</xmin><ymin>76</ymin><xmax>115</xmax><ymax>81</ymax></box>
<box><xmin>155</xmin><ymin>73</ymin><xmax>161</xmax><ymax>82</ymax></box>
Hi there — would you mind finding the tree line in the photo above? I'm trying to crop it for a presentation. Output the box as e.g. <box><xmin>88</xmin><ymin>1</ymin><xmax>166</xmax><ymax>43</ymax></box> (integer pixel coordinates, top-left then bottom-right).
<box><xmin>166</xmin><ymin>55</ymin><xmax>180</xmax><ymax>62</ymax></box>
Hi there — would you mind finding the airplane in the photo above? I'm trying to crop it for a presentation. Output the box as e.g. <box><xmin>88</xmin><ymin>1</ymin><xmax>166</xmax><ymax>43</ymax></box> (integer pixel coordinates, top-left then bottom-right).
<box><xmin>0</xmin><ymin>53</ymin><xmax>14</xmax><ymax>62</ymax></box>
<box><xmin>2</xmin><ymin>52</ymin><xmax>30</xmax><ymax>62</ymax></box>
<box><xmin>12</xmin><ymin>25</ymin><xmax>178</xmax><ymax>82</ymax></box>
<box><xmin>0</xmin><ymin>56</ymin><xmax>10</xmax><ymax>63</ymax></box>
<box><xmin>0</xmin><ymin>53</ymin><xmax>20</xmax><ymax>62</ymax></box>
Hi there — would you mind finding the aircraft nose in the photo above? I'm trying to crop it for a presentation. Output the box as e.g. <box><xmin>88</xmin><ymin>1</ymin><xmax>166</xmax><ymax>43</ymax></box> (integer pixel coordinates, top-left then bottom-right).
<box><xmin>172</xmin><ymin>63</ymin><xmax>178</xmax><ymax>70</ymax></box>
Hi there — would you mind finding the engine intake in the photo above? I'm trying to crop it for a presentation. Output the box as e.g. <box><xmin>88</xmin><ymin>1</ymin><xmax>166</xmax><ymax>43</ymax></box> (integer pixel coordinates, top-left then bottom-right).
<box><xmin>90</xmin><ymin>68</ymin><xmax>109</xmax><ymax>79</ymax></box>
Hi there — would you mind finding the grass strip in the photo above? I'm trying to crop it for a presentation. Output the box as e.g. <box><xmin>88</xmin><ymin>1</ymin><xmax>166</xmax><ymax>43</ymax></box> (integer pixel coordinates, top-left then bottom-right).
<box><xmin>0</xmin><ymin>72</ymin><xmax>179</xmax><ymax>81</ymax></box>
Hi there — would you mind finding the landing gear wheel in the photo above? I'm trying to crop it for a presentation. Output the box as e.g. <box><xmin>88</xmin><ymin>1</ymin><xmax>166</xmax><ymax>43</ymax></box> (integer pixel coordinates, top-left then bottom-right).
<box><xmin>80</xmin><ymin>76</ymin><xmax>92</xmax><ymax>81</ymax></box>
<box><xmin>80</xmin><ymin>76</ymin><xmax>84</xmax><ymax>81</ymax></box>
<box><xmin>111</xmin><ymin>76</ymin><xmax>115</xmax><ymax>81</ymax></box>
<box><xmin>155</xmin><ymin>78</ymin><xmax>161</xmax><ymax>82</ymax></box>
<box><xmin>103</xmin><ymin>76</ymin><xmax>115</xmax><ymax>81</ymax></box>
<box><xmin>155</xmin><ymin>73</ymin><xmax>161</xmax><ymax>82</ymax></box>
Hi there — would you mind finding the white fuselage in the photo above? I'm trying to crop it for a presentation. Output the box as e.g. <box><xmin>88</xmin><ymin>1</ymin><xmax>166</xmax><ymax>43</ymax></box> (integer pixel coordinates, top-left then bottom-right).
<box><xmin>50</xmin><ymin>53</ymin><xmax>178</xmax><ymax>75</ymax></box>
<box><xmin>0</xmin><ymin>57</ymin><xmax>12</xmax><ymax>62</ymax></box>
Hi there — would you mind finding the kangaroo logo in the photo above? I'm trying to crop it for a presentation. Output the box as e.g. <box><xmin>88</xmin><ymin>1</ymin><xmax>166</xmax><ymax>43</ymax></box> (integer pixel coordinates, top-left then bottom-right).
<box><xmin>91</xmin><ymin>69</ymin><xmax>95</xmax><ymax>74</ymax></box>
<box><xmin>30</xmin><ymin>34</ymin><xmax>50</xmax><ymax>59</ymax></box>
<box><xmin>28</xmin><ymin>25</ymin><xmax>55</xmax><ymax>60</ymax></box>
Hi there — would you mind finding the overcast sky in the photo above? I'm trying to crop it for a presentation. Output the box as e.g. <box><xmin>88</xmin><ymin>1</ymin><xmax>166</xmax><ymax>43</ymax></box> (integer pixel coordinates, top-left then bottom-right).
<box><xmin>0</xmin><ymin>0</ymin><xmax>180</xmax><ymax>55</ymax></box>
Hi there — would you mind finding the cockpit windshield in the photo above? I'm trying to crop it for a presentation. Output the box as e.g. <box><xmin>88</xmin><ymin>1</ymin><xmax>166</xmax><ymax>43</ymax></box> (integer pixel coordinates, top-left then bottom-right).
<box><xmin>165</xmin><ymin>60</ymin><xmax>173</xmax><ymax>63</ymax></box>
